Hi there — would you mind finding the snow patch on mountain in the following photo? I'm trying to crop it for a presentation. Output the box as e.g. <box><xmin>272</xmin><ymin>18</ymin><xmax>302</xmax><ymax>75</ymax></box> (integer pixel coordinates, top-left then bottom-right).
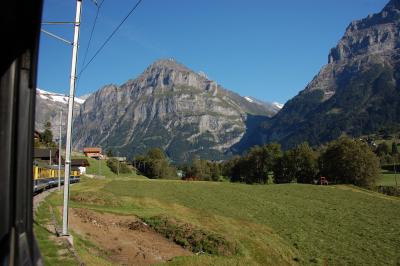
<box><xmin>244</xmin><ymin>96</ymin><xmax>283</xmax><ymax>110</ymax></box>
<box><xmin>37</xmin><ymin>88</ymin><xmax>85</xmax><ymax>105</ymax></box>
<box><xmin>273</xmin><ymin>102</ymin><xmax>284</xmax><ymax>109</ymax></box>
<box><xmin>244</xmin><ymin>96</ymin><xmax>254</xmax><ymax>103</ymax></box>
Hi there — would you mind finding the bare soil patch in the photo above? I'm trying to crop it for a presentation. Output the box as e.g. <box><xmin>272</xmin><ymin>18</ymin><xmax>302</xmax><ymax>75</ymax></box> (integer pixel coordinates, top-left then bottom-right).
<box><xmin>69</xmin><ymin>208</ymin><xmax>192</xmax><ymax>265</ymax></box>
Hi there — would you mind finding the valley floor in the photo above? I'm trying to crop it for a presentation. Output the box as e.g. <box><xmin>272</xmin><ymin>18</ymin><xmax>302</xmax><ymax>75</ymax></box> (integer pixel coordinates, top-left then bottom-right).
<box><xmin>35</xmin><ymin>168</ymin><xmax>400</xmax><ymax>265</ymax></box>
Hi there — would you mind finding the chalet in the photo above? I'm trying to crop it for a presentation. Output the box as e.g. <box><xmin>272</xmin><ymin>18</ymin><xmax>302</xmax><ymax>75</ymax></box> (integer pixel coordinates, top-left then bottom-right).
<box><xmin>83</xmin><ymin>147</ymin><xmax>103</xmax><ymax>159</ymax></box>
<box><xmin>71</xmin><ymin>159</ymin><xmax>90</xmax><ymax>167</ymax></box>
<box><xmin>56</xmin><ymin>158</ymin><xmax>90</xmax><ymax>175</ymax></box>
<box><xmin>34</xmin><ymin>148</ymin><xmax>59</xmax><ymax>164</ymax></box>
<box><xmin>71</xmin><ymin>159</ymin><xmax>90</xmax><ymax>174</ymax></box>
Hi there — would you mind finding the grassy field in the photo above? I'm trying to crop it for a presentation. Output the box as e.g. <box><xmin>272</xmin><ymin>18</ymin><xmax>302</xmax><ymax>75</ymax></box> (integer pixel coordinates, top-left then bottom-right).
<box><xmin>34</xmin><ymin>200</ymin><xmax>79</xmax><ymax>265</ymax></box>
<box><xmin>378</xmin><ymin>170</ymin><xmax>399</xmax><ymax>186</ymax></box>
<box><xmin>74</xmin><ymin>155</ymin><xmax>146</xmax><ymax>179</ymax></box>
<box><xmin>38</xmin><ymin>172</ymin><xmax>400</xmax><ymax>266</ymax></box>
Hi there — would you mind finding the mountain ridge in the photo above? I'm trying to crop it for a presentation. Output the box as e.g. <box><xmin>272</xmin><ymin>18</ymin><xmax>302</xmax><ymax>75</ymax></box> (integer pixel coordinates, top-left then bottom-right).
<box><xmin>245</xmin><ymin>0</ymin><xmax>400</xmax><ymax>149</ymax></box>
<box><xmin>70</xmin><ymin>59</ymin><xmax>280</xmax><ymax>162</ymax></box>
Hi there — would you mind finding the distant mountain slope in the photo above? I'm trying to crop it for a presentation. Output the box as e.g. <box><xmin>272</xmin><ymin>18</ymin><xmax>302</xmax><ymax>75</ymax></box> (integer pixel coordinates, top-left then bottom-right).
<box><xmin>247</xmin><ymin>0</ymin><xmax>400</xmax><ymax>149</ymax></box>
<box><xmin>244</xmin><ymin>96</ymin><xmax>283</xmax><ymax>113</ymax></box>
<box><xmin>72</xmin><ymin>59</ymin><xmax>280</xmax><ymax>163</ymax></box>
<box><xmin>35</xmin><ymin>88</ymin><xmax>85</xmax><ymax>136</ymax></box>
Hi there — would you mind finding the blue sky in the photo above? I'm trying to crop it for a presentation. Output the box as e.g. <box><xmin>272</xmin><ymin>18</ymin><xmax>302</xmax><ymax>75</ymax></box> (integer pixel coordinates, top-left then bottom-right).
<box><xmin>38</xmin><ymin>0</ymin><xmax>388</xmax><ymax>103</ymax></box>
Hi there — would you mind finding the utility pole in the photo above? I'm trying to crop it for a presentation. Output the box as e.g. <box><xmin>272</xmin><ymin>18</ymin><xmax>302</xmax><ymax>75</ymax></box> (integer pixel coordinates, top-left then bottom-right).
<box><xmin>58</xmin><ymin>110</ymin><xmax>63</xmax><ymax>190</ymax></box>
<box><xmin>393</xmin><ymin>137</ymin><xmax>400</xmax><ymax>189</ymax></box>
<box><xmin>117</xmin><ymin>151</ymin><xmax>120</xmax><ymax>176</ymax></box>
<box><xmin>62</xmin><ymin>0</ymin><xmax>82</xmax><ymax>236</ymax></box>
<box><xmin>395</xmin><ymin>139</ymin><xmax>398</xmax><ymax>187</ymax></box>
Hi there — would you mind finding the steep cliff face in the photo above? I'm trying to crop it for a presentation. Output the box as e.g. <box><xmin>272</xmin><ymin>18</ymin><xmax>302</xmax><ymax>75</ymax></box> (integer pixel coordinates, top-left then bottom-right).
<box><xmin>301</xmin><ymin>0</ymin><xmax>400</xmax><ymax>101</ymax></box>
<box><xmin>35</xmin><ymin>89</ymin><xmax>84</xmax><ymax>136</ymax></box>
<box><xmin>72</xmin><ymin>59</ymin><xmax>279</xmax><ymax>162</ymax></box>
<box><xmin>251</xmin><ymin>0</ymin><xmax>400</xmax><ymax>148</ymax></box>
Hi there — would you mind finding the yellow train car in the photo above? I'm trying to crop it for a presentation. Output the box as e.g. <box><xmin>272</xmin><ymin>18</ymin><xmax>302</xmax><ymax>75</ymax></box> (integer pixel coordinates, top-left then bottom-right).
<box><xmin>33</xmin><ymin>164</ymin><xmax>81</xmax><ymax>193</ymax></box>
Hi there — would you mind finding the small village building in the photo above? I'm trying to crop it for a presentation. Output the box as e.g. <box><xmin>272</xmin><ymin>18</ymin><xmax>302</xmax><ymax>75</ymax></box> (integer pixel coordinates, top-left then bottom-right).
<box><xmin>34</xmin><ymin>148</ymin><xmax>59</xmax><ymax>165</ymax></box>
<box><xmin>83</xmin><ymin>147</ymin><xmax>103</xmax><ymax>159</ymax></box>
<box><xmin>71</xmin><ymin>159</ymin><xmax>90</xmax><ymax>174</ymax></box>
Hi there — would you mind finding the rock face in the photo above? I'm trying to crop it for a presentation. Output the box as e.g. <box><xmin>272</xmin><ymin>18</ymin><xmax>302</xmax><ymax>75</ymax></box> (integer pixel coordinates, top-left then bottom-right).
<box><xmin>72</xmin><ymin>59</ymin><xmax>280</xmax><ymax>163</ymax></box>
<box><xmin>35</xmin><ymin>89</ymin><xmax>84</xmax><ymax>137</ymax></box>
<box><xmin>247</xmin><ymin>0</ymin><xmax>400</xmax><ymax>149</ymax></box>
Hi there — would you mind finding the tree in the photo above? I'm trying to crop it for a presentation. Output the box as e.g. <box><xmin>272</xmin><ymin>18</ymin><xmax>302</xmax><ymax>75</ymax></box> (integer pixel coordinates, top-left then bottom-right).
<box><xmin>294</xmin><ymin>143</ymin><xmax>319</xmax><ymax>183</ymax></box>
<box><xmin>246</xmin><ymin>143</ymin><xmax>282</xmax><ymax>184</ymax></box>
<box><xmin>182</xmin><ymin>156</ymin><xmax>222</xmax><ymax>181</ymax></box>
<box><xmin>133</xmin><ymin>148</ymin><xmax>177</xmax><ymax>179</ymax></box>
<box><xmin>392</xmin><ymin>142</ymin><xmax>399</xmax><ymax>155</ymax></box>
<box><xmin>224</xmin><ymin>143</ymin><xmax>282</xmax><ymax>184</ymax></box>
<box><xmin>273</xmin><ymin>155</ymin><xmax>293</xmax><ymax>184</ymax></box>
<box><xmin>107</xmin><ymin>158</ymin><xmax>131</xmax><ymax>174</ymax></box>
<box><xmin>41</xmin><ymin>121</ymin><xmax>54</xmax><ymax>146</ymax></box>
<box><xmin>273</xmin><ymin>143</ymin><xmax>318</xmax><ymax>184</ymax></box>
<box><xmin>147</xmin><ymin>148</ymin><xmax>167</xmax><ymax>160</ymax></box>
<box><xmin>375</xmin><ymin>143</ymin><xmax>390</xmax><ymax>156</ymax></box>
<box><xmin>230</xmin><ymin>156</ymin><xmax>250</xmax><ymax>183</ymax></box>
<box><xmin>320</xmin><ymin>137</ymin><xmax>380</xmax><ymax>187</ymax></box>
<box><xmin>209</xmin><ymin>161</ymin><xmax>221</xmax><ymax>181</ymax></box>
<box><xmin>222</xmin><ymin>156</ymin><xmax>245</xmax><ymax>182</ymax></box>
<box><xmin>106</xmin><ymin>149</ymin><xmax>114</xmax><ymax>157</ymax></box>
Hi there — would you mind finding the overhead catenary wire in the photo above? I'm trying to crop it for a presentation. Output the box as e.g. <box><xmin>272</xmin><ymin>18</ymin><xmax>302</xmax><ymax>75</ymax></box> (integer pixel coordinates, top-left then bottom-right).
<box><xmin>79</xmin><ymin>0</ymin><xmax>105</xmax><ymax>83</ymax></box>
<box><xmin>77</xmin><ymin>0</ymin><xmax>143</xmax><ymax>79</ymax></box>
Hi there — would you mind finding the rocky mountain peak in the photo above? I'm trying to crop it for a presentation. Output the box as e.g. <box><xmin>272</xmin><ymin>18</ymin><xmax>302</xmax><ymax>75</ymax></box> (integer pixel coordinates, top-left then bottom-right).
<box><xmin>127</xmin><ymin>59</ymin><xmax>214</xmax><ymax>95</ymax></box>
<box><xmin>71</xmin><ymin>59</ymin><xmax>280</xmax><ymax>162</ymax></box>
<box><xmin>384</xmin><ymin>0</ymin><xmax>400</xmax><ymax>11</ymax></box>
<box><xmin>328</xmin><ymin>0</ymin><xmax>400</xmax><ymax>64</ymax></box>
<box><xmin>144</xmin><ymin>58</ymin><xmax>193</xmax><ymax>76</ymax></box>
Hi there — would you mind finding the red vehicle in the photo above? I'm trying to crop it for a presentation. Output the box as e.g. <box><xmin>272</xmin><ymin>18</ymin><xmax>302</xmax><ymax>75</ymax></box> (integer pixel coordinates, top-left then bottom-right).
<box><xmin>320</xmin><ymin>176</ymin><xmax>329</xmax><ymax>185</ymax></box>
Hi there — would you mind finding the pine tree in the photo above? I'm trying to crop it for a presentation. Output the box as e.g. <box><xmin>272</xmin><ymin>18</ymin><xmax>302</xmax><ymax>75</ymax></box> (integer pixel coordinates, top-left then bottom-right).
<box><xmin>41</xmin><ymin>121</ymin><xmax>53</xmax><ymax>146</ymax></box>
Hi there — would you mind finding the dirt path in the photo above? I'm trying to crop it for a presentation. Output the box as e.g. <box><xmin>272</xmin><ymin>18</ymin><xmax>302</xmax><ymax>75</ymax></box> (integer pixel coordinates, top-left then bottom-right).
<box><xmin>69</xmin><ymin>208</ymin><xmax>192</xmax><ymax>265</ymax></box>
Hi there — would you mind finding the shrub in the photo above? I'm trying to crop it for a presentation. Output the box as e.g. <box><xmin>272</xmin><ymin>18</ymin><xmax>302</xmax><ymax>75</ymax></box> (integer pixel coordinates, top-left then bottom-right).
<box><xmin>376</xmin><ymin>186</ymin><xmax>400</xmax><ymax>197</ymax></box>
<box><xmin>320</xmin><ymin>136</ymin><xmax>380</xmax><ymax>187</ymax></box>
<box><xmin>107</xmin><ymin>158</ymin><xmax>132</xmax><ymax>174</ymax></box>
<box><xmin>143</xmin><ymin>215</ymin><xmax>238</xmax><ymax>256</ymax></box>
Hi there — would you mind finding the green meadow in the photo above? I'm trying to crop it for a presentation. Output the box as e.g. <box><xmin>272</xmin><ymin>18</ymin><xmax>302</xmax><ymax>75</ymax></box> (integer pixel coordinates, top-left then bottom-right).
<box><xmin>379</xmin><ymin>170</ymin><xmax>399</xmax><ymax>186</ymax></box>
<box><xmin>38</xmin><ymin>169</ymin><xmax>400</xmax><ymax>266</ymax></box>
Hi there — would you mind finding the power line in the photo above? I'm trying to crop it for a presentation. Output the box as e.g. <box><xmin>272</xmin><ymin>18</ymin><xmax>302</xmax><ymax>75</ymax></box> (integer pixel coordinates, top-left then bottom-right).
<box><xmin>79</xmin><ymin>0</ymin><xmax>104</xmax><ymax>78</ymax></box>
<box><xmin>98</xmin><ymin>0</ymin><xmax>106</xmax><ymax>8</ymax></box>
<box><xmin>77</xmin><ymin>0</ymin><xmax>144</xmax><ymax>79</ymax></box>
